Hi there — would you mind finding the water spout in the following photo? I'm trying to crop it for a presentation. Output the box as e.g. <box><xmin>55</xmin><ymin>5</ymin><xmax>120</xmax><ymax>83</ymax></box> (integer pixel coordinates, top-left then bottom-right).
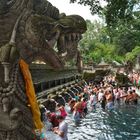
<box><xmin>77</xmin><ymin>86</ymin><xmax>82</xmax><ymax>91</ymax></box>
<box><xmin>69</xmin><ymin>89</ymin><xmax>75</xmax><ymax>97</ymax></box>
<box><xmin>58</xmin><ymin>95</ymin><xmax>66</xmax><ymax>104</ymax></box>
<box><xmin>50</xmin><ymin>98</ymin><xmax>58</xmax><ymax>105</ymax></box>
<box><xmin>67</xmin><ymin>93</ymin><xmax>73</xmax><ymax>99</ymax></box>
<box><xmin>73</xmin><ymin>87</ymin><xmax>79</xmax><ymax>93</ymax></box>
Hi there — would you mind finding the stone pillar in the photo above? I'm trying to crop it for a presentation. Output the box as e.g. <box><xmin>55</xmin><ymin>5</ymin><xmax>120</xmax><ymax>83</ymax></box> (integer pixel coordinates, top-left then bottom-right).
<box><xmin>1</xmin><ymin>62</ymin><xmax>10</xmax><ymax>83</ymax></box>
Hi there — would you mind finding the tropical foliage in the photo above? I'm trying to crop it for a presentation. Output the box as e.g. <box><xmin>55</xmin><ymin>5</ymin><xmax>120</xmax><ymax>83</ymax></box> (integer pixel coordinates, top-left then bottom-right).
<box><xmin>70</xmin><ymin>0</ymin><xmax>140</xmax><ymax>67</ymax></box>
<box><xmin>70</xmin><ymin>0</ymin><xmax>140</xmax><ymax>27</ymax></box>
<box><xmin>79</xmin><ymin>15</ymin><xmax>140</xmax><ymax>65</ymax></box>
<box><xmin>80</xmin><ymin>20</ymin><xmax>122</xmax><ymax>64</ymax></box>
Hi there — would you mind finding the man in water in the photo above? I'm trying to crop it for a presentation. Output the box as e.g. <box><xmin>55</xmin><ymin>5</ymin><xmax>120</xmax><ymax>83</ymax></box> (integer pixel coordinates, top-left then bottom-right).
<box><xmin>53</xmin><ymin>115</ymin><xmax>68</xmax><ymax>140</ymax></box>
<box><xmin>105</xmin><ymin>90</ymin><xmax>114</xmax><ymax>111</ymax></box>
<box><xmin>89</xmin><ymin>92</ymin><xmax>97</xmax><ymax>111</ymax></box>
<box><xmin>73</xmin><ymin>98</ymin><xmax>82</xmax><ymax>122</ymax></box>
<box><xmin>132</xmin><ymin>89</ymin><xmax>139</xmax><ymax>105</ymax></box>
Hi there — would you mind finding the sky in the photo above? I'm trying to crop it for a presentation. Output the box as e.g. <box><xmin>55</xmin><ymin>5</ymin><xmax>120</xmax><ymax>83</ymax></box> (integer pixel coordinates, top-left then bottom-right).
<box><xmin>48</xmin><ymin>0</ymin><xmax>101</xmax><ymax>21</ymax></box>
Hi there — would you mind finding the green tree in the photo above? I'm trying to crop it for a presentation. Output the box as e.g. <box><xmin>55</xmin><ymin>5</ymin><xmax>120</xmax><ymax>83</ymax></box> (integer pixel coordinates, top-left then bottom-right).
<box><xmin>79</xmin><ymin>20</ymin><xmax>126</xmax><ymax>64</ymax></box>
<box><xmin>80</xmin><ymin>20</ymin><xmax>109</xmax><ymax>63</ymax></box>
<box><xmin>112</xmin><ymin>11</ymin><xmax>140</xmax><ymax>55</ymax></box>
<box><xmin>125</xmin><ymin>46</ymin><xmax>140</xmax><ymax>62</ymax></box>
<box><xmin>71</xmin><ymin>1</ymin><xmax>140</xmax><ymax>67</ymax></box>
<box><xmin>70</xmin><ymin>0</ymin><xmax>140</xmax><ymax>28</ymax></box>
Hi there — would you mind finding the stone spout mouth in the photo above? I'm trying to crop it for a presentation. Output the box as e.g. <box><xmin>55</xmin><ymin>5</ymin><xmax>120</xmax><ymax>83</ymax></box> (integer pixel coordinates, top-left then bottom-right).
<box><xmin>57</xmin><ymin>32</ymin><xmax>82</xmax><ymax>59</ymax></box>
<box><xmin>55</xmin><ymin>15</ymin><xmax>87</xmax><ymax>60</ymax></box>
<box><xmin>27</xmin><ymin>14</ymin><xmax>87</xmax><ymax>68</ymax></box>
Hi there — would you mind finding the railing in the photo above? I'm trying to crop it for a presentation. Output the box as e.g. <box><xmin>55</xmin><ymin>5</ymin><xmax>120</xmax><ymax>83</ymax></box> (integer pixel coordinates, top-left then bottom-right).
<box><xmin>83</xmin><ymin>65</ymin><xmax>121</xmax><ymax>72</ymax></box>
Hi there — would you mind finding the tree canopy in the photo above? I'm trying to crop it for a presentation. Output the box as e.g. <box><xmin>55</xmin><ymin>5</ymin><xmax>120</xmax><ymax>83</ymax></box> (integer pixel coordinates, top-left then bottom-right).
<box><xmin>70</xmin><ymin>0</ymin><xmax>140</xmax><ymax>69</ymax></box>
<box><xmin>70</xmin><ymin>0</ymin><xmax>140</xmax><ymax>27</ymax></box>
<box><xmin>79</xmin><ymin>16</ymin><xmax>140</xmax><ymax>65</ymax></box>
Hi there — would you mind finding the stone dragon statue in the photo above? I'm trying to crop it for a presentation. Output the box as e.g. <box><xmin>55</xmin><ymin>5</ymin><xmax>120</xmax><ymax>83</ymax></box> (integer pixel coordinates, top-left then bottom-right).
<box><xmin>0</xmin><ymin>0</ymin><xmax>87</xmax><ymax>139</ymax></box>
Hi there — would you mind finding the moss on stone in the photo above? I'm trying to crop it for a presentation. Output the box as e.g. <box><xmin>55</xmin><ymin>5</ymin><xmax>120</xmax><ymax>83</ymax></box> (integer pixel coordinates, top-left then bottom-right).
<box><xmin>58</xmin><ymin>15</ymin><xmax>87</xmax><ymax>31</ymax></box>
<box><xmin>83</xmin><ymin>70</ymin><xmax>110</xmax><ymax>81</ymax></box>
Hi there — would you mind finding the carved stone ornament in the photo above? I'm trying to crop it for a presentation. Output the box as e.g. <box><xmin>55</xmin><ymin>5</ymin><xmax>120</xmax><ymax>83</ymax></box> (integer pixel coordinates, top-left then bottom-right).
<box><xmin>0</xmin><ymin>0</ymin><xmax>86</xmax><ymax>139</ymax></box>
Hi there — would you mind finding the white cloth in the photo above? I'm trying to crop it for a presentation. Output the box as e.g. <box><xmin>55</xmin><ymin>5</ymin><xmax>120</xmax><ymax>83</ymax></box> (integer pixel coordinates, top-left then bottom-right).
<box><xmin>57</xmin><ymin>121</ymin><xmax>68</xmax><ymax>140</ymax></box>
<box><xmin>90</xmin><ymin>95</ymin><xmax>97</xmax><ymax>105</ymax></box>
<box><xmin>98</xmin><ymin>92</ymin><xmax>104</xmax><ymax>101</ymax></box>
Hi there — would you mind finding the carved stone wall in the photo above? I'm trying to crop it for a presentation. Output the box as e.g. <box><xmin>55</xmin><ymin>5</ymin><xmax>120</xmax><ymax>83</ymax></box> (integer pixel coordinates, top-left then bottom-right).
<box><xmin>0</xmin><ymin>0</ymin><xmax>86</xmax><ymax>139</ymax></box>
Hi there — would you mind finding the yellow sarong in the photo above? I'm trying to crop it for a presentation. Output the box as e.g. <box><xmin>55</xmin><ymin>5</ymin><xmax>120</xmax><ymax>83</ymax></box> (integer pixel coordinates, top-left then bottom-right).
<box><xmin>19</xmin><ymin>59</ymin><xmax>43</xmax><ymax>130</ymax></box>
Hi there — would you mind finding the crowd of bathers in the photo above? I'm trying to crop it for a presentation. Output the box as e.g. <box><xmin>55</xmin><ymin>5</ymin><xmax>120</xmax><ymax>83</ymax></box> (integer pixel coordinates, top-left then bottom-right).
<box><xmin>128</xmin><ymin>71</ymin><xmax>140</xmax><ymax>86</ymax></box>
<box><xmin>38</xmin><ymin>74</ymin><xmax>140</xmax><ymax>140</ymax></box>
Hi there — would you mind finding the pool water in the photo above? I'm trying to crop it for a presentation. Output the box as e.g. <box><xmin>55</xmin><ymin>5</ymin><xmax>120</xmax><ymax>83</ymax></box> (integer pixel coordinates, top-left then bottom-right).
<box><xmin>67</xmin><ymin>103</ymin><xmax>140</xmax><ymax>140</ymax></box>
